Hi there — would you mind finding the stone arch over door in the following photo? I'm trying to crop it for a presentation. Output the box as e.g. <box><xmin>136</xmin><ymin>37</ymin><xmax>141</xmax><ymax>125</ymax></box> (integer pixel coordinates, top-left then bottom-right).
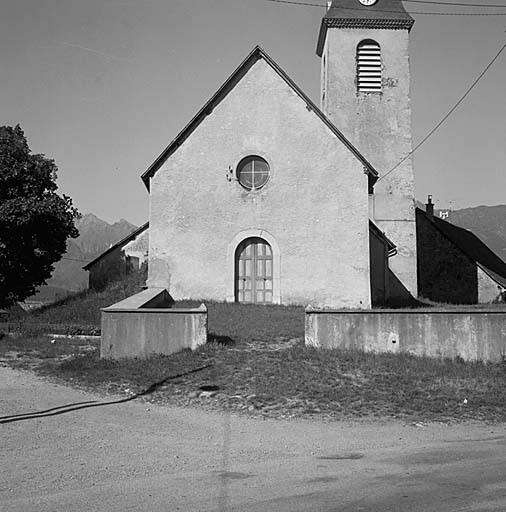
<box><xmin>226</xmin><ymin>229</ymin><xmax>281</xmax><ymax>304</ymax></box>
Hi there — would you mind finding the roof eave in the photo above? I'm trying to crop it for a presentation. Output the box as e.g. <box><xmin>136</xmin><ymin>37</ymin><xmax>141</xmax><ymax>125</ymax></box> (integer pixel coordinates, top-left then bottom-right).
<box><xmin>477</xmin><ymin>263</ymin><xmax>506</xmax><ymax>289</ymax></box>
<box><xmin>140</xmin><ymin>47</ymin><xmax>264</xmax><ymax>191</ymax></box>
<box><xmin>416</xmin><ymin>208</ymin><xmax>506</xmax><ymax>282</ymax></box>
<box><xmin>142</xmin><ymin>45</ymin><xmax>379</xmax><ymax>188</ymax></box>
<box><xmin>369</xmin><ymin>220</ymin><xmax>397</xmax><ymax>251</ymax></box>
<box><xmin>83</xmin><ymin>222</ymin><xmax>149</xmax><ymax>271</ymax></box>
<box><xmin>317</xmin><ymin>17</ymin><xmax>414</xmax><ymax>57</ymax></box>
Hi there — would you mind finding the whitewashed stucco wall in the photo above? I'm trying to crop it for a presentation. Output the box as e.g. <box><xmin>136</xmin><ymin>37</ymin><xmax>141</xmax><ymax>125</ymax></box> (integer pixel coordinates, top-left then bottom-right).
<box><xmin>147</xmin><ymin>58</ymin><xmax>371</xmax><ymax>308</ymax></box>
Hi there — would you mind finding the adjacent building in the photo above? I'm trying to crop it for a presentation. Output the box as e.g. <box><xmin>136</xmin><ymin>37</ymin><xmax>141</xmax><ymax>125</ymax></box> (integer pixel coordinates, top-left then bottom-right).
<box><xmin>84</xmin><ymin>223</ymin><xmax>149</xmax><ymax>290</ymax></box>
<box><xmin>417</xmin><ymin>197</ymin><xmax>506</xmax><ymax>304</ymax></box>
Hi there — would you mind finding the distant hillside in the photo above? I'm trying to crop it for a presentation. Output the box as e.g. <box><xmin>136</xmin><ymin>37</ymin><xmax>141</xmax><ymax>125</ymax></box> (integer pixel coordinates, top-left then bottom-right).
<box><xmin>30</xmin><ymin>285</ymin><xmax>72</xmax><ymax>303</ymax></box>
<box><xmin>40</xmin><ymin>214</ymin><xmax>137</xmax><ymax>295</ymax></box>
<box><xmin>34</xmin><ymin>203</ymin><xmax>506</xmax><ymax>303</ymax></box>
<box><xmin>418</xmin><ymin>201</ymin><xmax>506</xmax><ymax>263</ymax></box>
<box><xmin>446</xmin><ymin>205</ymin><xmax>506</xmax><ymax>262</ymax></box>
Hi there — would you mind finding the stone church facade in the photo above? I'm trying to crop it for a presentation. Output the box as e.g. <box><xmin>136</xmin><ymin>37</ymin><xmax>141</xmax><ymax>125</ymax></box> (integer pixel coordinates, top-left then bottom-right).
<box><xmin>141</xmin><ymin>0</ymin><xmax>417</xmax><ymax>309</ymax></box>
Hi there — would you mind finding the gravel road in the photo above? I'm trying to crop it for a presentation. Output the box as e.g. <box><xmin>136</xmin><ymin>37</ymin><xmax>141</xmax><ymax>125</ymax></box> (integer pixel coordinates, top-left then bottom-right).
<box><xmin>2</xmin><ymin>365</ymin><xmax>506</xmax><ymax>512</ymax></box>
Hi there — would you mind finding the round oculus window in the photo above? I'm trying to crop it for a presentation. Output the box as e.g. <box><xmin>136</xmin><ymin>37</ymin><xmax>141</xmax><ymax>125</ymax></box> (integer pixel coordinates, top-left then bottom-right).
<box><xmin>236</xmin><ymin>156</ymin><xmax>270</xmax><ymax>191</ymax></box>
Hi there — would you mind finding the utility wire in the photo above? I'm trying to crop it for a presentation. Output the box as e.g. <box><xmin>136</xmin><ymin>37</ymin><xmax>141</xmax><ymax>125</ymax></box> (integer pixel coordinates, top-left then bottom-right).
<box><xmin>264</xmin><ymin>0</ymin><xmax>506</xmax><ymax>13</ymax></box>
<box><xmin>383</xmin><ymin>10</ymin><xmax>505</xmax><ymax>14</ymax></box>
<box><xmin>264</xmin><ymin>0</ymin><xmax>332</xmax><ymax>5</ymax></box>
<box><xmin>405</xmin><ymin>0</ymin><xmax>506</xmax><ymax>7</ymax></box>
<box><xmin>377</xmin><ymin>39</ymin><xmax>506</xmax><ymax>183</ymax></box>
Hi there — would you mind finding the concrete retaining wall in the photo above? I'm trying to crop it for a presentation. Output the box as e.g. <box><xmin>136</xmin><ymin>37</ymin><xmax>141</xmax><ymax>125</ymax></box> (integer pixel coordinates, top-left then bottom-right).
<box><xmin>101</xmin><ymin>288</ymin><xmax>207</xmax><ymax>359</ymax></box>
<box><xmin>305</xmin><ymin>308</ymin><xmax>506</xmax><ymax>362</ymax></box>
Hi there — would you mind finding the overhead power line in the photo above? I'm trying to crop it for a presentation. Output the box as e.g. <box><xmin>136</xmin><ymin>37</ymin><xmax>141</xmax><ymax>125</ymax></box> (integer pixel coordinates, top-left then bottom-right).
<box><xmin>377</xmin><ymin>39</ymin><xmax>506</xmax><ymax>183</ymax></box>
<box><xmin>264</xmin><ymin>0</ymin><xmax>506</xmax><ymax>14</ymax></box>
<box><xmin>264</xmin><ymin>0</ymin><xmax>328</xmax><ymax>5</ymax></box>
<box><xmin>405</xmin><ymin>0</ymin><xmax>506</xmax><ymax>6</ymax></box>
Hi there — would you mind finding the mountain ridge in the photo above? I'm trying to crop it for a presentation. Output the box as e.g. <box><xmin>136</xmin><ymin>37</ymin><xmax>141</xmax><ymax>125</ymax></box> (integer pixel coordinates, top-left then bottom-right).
<box><xmin>418</xmin><ymin>201</ymin><xmax>506</xmax><ymax>262</ymax></box>
<box><xmin>35</xmin><ymin>214</ymin><xmax>138</xmax><ymax>299</ymax></box>
<box><xmin>35</xmin><ymin>204</ymin><xmax>506</xmax><ymax>302</ymax></box>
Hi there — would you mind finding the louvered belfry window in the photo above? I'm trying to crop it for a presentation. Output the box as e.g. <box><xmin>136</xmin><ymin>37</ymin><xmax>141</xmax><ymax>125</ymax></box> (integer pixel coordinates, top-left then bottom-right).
<box><xmin>357</xmin><ymin>40</ymin><xmax>382</xmax><ymax>93</ymax></box>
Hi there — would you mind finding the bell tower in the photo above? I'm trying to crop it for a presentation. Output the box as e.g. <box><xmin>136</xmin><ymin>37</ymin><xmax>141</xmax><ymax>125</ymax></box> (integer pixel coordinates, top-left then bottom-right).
<box><xmin>317</xmin><ymin>0</ymin><xmax>417</xmax><ymax>297</ymax></box>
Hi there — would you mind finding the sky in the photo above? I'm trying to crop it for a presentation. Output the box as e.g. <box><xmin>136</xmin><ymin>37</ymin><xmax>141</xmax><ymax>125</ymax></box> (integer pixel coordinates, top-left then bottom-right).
<box><xmin>1</xmin><ymin>0</ymin><xmax>505</xmax><ymax>225</ymax></box>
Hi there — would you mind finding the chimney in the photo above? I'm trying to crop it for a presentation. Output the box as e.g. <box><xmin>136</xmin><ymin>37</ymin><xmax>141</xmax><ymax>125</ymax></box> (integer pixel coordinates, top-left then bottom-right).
<box><xmin>426</xmin><ymin>194</ymin><xmax>434</xmax><ymax>220</ymax></box>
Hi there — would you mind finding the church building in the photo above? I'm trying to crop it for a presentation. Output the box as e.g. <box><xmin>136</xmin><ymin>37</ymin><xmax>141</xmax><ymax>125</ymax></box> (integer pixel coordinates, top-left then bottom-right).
<box><xmin>140</xmin><ymin>0</ymin><xmax>417</xmax><ymax>309</ymax></box>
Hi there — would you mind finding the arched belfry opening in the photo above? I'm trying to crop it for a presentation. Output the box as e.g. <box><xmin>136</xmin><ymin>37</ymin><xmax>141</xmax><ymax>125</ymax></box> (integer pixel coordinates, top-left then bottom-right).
<box><xmin>235</xmin><ymin>237</ymin><xmax>273</xmax><ymax>304</ymax></box>
<box><xmin>356</xmin><ymin>39</ymin><xmax>382</xmax><ymax>93</ymax></box>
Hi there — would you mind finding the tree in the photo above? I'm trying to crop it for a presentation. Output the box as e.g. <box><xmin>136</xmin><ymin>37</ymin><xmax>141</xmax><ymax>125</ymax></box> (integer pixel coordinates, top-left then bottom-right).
<box><xmin>0</xmin><ymin>125</ymin><xmax>79</xmax><ymax>308</ymax></box>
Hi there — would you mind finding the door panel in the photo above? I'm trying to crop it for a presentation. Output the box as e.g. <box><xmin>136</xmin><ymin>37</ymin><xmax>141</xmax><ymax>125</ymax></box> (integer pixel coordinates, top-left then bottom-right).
<box><xmin>236</xmin><ymin>238</ymin><xmax>273</xmax><ymax>304</ymax></box>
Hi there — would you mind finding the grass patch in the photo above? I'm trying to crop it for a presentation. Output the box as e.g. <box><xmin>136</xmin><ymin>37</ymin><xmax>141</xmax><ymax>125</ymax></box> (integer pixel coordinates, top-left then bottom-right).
<box><xmin>31</xmin><ymin>269</ymin><xmax>147</xmax><ymax>326</ymax></box>
<box><xmin>31</xmin><ymin>342</ymin><xmax>506</xmax><ymax>423</ymax></box>
<box><xmin>204</xmin><ymin>302</ymin><xmax>304</xmax><ymax>343</ymax></box>
<box><xmin>0</xmin><ymin>333</ymin><xmax>98</xmax><ymax>369</ymax></box>
<box><xmin>2</xmin><ymin>270</ymin><xmax>148</xmax><ymax>335</ymax></box>
<box><xmin>2</xmin><ymin>300</ymin><xmax>506</xmax><ymax>423</ymax></box>
<box><xmin>3</xmin><ymin>292</ymin><xmax>506</xmax><ymax>423</ymax></box>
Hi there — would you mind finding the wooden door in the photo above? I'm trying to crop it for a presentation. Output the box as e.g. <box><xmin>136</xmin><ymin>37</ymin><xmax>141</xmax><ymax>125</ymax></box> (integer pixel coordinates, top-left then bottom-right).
<box><xmin>236</xmin><ymin>238</ymin><xmax>273</xmax><ymax>304</ymax></box>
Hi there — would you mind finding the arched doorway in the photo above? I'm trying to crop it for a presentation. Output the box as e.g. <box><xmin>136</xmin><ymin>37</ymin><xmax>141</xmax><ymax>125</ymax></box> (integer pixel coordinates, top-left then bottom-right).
<box><xmin>235</xmin><ymin>237</ymin><xmax>273</xmax><ymax>304</ymax></box>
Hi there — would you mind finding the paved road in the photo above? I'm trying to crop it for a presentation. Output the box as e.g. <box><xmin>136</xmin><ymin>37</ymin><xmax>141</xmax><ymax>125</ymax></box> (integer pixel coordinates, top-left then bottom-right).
<box><xmin>2</xmin><ymin>365</ymin><xmax>506</xmax><ymax>512</ymax></box>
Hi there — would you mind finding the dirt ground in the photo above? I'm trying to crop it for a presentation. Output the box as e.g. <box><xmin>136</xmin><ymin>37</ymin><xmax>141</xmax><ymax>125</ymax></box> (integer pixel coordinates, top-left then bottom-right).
<box><xmin>2</xmin><ymin>365</ymin><xmax>506</xmax><ymax>512</ymax></box>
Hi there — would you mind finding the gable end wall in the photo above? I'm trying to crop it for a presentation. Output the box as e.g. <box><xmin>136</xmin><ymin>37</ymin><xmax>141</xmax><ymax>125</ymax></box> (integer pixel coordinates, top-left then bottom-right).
<box><xmin>148</xmin><ymin>58</ymin><xmax>371</xmax><ymax>308</ymax></box>
<box><xmin>416</xmin><ymin>211</ymin><xmax>477</xmax><ymax>304</ymax></box>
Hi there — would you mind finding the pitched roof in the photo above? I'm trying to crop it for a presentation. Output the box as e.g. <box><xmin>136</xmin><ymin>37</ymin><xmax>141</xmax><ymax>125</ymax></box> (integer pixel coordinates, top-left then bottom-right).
<box><xmin>417</xmin><ymin>208</ymin><xmax>506</xmax><ymax>288</ymax></box>
<box><xmin>317</xmin><ymin>0</ymin><xmax>414</xmax><ymax>56</ymax></box>
<box><xmin>83</xmin><ymin>222</ymin><xmax>149</xmax><ymax>271</ymax></box>
<box><xmin>369</xmin><ymin>220</ymin><xmax>397</xmax><ymax>254</ymax></box>
<box><xmin>140</xmin><ymin>45</ymin><xmax>379</xmax><ymax>191</ymax></box>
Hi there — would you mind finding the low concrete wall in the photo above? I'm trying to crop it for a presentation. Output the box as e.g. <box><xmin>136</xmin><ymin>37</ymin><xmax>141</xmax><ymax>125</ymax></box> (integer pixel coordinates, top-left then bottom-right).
<box><xmin>101</xmin><ymin>289</ymin><xmax>207</xmax><ymax>359</ymax></box>
<box><xmin>305</xmin><ymin>308</ymin><xmax>506</xmax><ymax>362</ymax></box>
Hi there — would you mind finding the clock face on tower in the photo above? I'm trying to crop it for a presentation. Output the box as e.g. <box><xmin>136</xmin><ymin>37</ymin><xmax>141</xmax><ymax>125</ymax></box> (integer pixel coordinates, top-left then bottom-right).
<box><xmin>359</xmin><ymin>0</ymin><xmax>377</xmax><ymax>5</ymax></box>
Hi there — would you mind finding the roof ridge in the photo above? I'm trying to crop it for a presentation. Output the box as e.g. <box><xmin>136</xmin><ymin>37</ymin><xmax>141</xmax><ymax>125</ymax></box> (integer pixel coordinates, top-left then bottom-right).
<box><xmin>140</xmin><ymin>46</ymin><xmax>378</xmax><ymax>190</ymax></box>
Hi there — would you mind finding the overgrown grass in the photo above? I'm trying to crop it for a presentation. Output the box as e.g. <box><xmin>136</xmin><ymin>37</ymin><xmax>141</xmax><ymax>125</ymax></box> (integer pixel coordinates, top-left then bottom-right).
<box><xmin>0</xmin><ymin>332</ymin><xmax>98</xmax><ymax>363</ymax></box>
<box><xmin>30</xmin><ymin>342</ymin><xmax>506</xmax><ymax>423</ymax></box>
<box><xmin>205</xmin><ymin>302</ymin><xmax>304</xmax><ymax>343</ymax></box>
<box><xmin>3</xmin><ymin>284</ymin><xmax>506</xmax><ymax>422</ymax></box>
<box><xmin>2</xmin><ymin>299</ymin><xmax>506</xmax><ymax>423</ymax></box>
<box><xmin>4</xmin><ymin>277</ymin><xmax>304</xmax><ymax>341</ymax></box>
<box><xmin>2</xmin><ymin>270</ymin><xmax>148</xmax><ymax>335</ymax></box>
<box><xmin>33</xmin><ymin>269</ymin><xmax>147</xmax><ymax>325</ymax></box>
